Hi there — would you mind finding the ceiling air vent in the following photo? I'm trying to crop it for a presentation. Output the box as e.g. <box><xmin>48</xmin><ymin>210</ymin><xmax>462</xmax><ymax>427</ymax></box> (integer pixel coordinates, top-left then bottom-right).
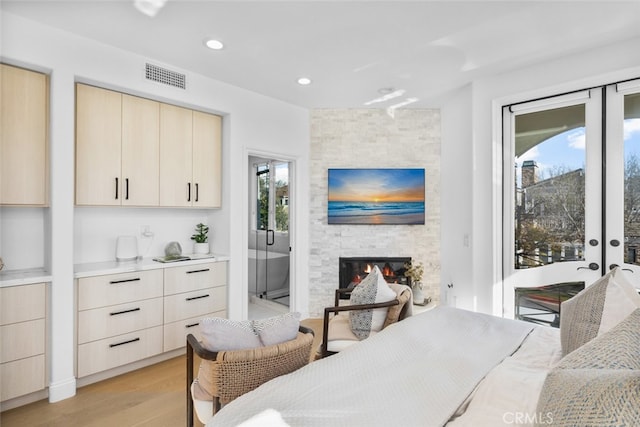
<box><xmin>145</xmin><ymin>63</ymin><xmax>186</xmax><ymax>89</ymax></box>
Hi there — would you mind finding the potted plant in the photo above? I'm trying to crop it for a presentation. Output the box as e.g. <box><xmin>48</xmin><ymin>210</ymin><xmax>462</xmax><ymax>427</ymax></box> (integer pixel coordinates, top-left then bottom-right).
<box><xmin>404</xmin><ymin>261</ymin><xmax>426</xmax><ymax>305</ymax></box>
<box><xmin>191</xmin><ymin>223</ymin><xmax>210</xmax><ymax>254</ymax></box>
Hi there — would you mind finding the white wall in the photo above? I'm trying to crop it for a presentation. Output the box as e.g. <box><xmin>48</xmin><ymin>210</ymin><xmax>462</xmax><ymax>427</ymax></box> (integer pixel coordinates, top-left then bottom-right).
<box><xmin>440</xmin><ymin>85</ymin><xmax>473</xmax><ymax>309</ymax></box>
<box><xmin>0</xmin><ymin>12</ymin><xmax>309</xmax><ymax>402</ymax></box>
<box><xmin>441</xmin><ymin>36</ymin><xmax>640</xmax><ymax>316</ymax></box>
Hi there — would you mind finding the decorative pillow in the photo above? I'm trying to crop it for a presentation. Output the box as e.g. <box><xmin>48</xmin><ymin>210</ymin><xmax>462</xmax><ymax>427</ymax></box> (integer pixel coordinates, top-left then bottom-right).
<box><xmin>199</xmin><ymin>317</ymin><xmax>261</xmax><ymax>352</ymax></box>
<box><xmin>559</xmin><ymin>267</ymin><xmax>640</xmax><ymax>355</ymax></box>
<box><xmin>254</xmin><ymin>312</ymin><xmax>301</xmax><ymax>346</ymax></box>
<box><xmin>349</xmin><ymin>265</ymin><xmax>396</xmax><ymax>340</ymax></box>
<box><xmin>383</xmin><ymin>285</ymin><xmax>412</xmax><ymax>328</ymax></box>
<box><xmin>536</xmin><ymin>309</ymin><xmax>640</xmax><ymax>426</ymax></box>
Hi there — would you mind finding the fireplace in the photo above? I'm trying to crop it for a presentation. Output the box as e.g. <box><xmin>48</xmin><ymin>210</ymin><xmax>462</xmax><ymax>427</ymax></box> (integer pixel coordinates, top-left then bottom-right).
<box><xmin>339</xmin><ymin>257</ymin><xmax>411</xmax><ymax>296</ymax></box>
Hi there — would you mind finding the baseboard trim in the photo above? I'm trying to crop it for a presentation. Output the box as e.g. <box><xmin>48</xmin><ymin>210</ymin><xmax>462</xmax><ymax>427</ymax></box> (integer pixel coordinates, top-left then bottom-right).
<box><xmin>48</xmin><ymin>377</ymin><xmax>77</xmax><ymax>403</ymax></box>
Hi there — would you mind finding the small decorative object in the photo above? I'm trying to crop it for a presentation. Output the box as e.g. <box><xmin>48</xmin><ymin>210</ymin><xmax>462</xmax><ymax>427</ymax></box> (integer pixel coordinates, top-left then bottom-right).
<box><xmin>165</xmin><ymin>241</ymin><xmax>182</xmax><ymax>257</ymax></box>
<box><xmin>404</xmin><ymin>261</ymin><xmax>427</xmax><ymax>305</ymax></box>
<box><xmin>191</xmin><ymin>223</ymin><xmax>210</xmax><ymax>254</ymax></box>
<box><xmin>0</xmin><ymin>256</ymin><xmax>4</xmax><ymax>271</ymax></box>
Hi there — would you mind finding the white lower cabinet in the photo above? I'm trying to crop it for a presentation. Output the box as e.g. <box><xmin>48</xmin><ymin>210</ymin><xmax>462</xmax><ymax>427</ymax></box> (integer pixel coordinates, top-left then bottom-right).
<box><xmin>76</xmin><ymin>261</ymin><xmax>227</xmax><ymax>378</ymax></box>
<box><xmin>0</xmin><ymin>283</ymin><xmax>47</xmax><ymax>402</ymax></box>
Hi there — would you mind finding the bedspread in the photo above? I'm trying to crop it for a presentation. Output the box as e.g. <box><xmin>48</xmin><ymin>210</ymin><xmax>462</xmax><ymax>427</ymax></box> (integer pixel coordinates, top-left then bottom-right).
<box><xmin>208</xmin><ymin>306</ymin><xmax>535</xmax><ymax>427</ymax></box>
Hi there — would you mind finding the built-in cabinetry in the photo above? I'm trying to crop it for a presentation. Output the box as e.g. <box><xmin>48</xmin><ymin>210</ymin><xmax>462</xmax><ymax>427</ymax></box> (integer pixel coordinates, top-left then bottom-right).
<box><xmin>75</xmin><ymin>84</ymin><xmax>160</xmax><ymax>206</ymax></box>
<box><xmin>0</xmin><ymin>283</ymin><xmax>47</xmax><ymax>401</ymax></box>
<box><xmin>0</xmin><ymin>64</ymin><xmax>48</xmax><ymax>206</ymax></box>
<box><xmin>163</xmin><ymin>262</ymin><xmax>227</xmax><ymax>351</ymax></box>
<box><xmin>159</xmin><ymin>104</ymin><xmax>222</xmax><ymax>208</ymax></box>
<box><xmin>75</xmin><ymin>83</ymin><xmax>221</xmax><ymax>208</ymax></box>
<box><xmin>76</xmin><ymin>260</ymin><xmax>227</xmax><ymax>379</ymax></box>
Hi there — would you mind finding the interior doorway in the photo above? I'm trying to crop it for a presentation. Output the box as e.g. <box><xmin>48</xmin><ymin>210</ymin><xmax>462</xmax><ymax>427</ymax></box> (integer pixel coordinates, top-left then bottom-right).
<box><xmin>248</xmin><ymin>155</ymin><xmax>292</xmax><ymax>318</ymax></box>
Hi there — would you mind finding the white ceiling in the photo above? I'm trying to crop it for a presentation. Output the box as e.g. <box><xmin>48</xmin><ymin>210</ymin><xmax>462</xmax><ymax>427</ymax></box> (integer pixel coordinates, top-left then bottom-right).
<box><xmin>2</xmin><ymin>0</ymin><xmax>640</xmax><ymax>109</ymax></box>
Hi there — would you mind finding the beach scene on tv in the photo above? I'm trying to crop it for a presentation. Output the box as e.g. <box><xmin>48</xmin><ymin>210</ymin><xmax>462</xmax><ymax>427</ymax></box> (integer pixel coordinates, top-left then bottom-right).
<box><xmin>328</xmin><ymin>168</ymin><xmax>425</xmax><ymax>225</ymax></box>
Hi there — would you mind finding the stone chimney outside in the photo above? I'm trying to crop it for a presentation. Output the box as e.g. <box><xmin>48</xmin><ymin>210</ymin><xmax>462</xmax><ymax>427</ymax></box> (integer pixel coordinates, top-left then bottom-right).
<box><xmin>521</xmin><ymin>160</ymin><xmax>538</xmax><ymax>188</ymax></box>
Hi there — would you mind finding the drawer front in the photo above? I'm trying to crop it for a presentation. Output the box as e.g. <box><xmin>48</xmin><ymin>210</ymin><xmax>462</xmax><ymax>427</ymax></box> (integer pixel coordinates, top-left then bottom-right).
<box><xmin>78</xmin><ymin>297</ymin><xmax>163</xmax><ymax>344</ymax></box>
<box><xmin>163</xmin><ymin>311</ymin><xmax>226</xmax><ymax>352</ymax></box>
<box><xmin>1</xmin><ymin>319</ymin><xmax>45</xmax><ymax>363</ymax></box>
<box><xmin>164</xmin><ymin>286</ymin><xmax>226</xmax><ymax>323</ymax></box>
<box><xmin>1</xmin><ymin>354</ymin><xmax>45</xmax><ymax>401</ymax></box>
<box><xmin>77</xmin><ymin>326</ymin><xmax>163</xmax><ymax>378</ymax></box>
<box><xmin>78</xmin><ymin>269</ymin><xmax>163</xmax><ymax>310</ymax></box>
<box><xmin>163</xmin><ymin>262</ymin><xmax>226</xmax><ymax>295</ymax></box>
<box><xmin>0</xmin><ymin>283</ymin><xmax>45</xmax><ymax>325</ymax></box>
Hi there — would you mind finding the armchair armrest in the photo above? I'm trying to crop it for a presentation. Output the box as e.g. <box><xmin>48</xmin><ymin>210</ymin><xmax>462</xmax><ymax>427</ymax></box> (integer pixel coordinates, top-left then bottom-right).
<box><xmin>334</xmin><ymin>288</ymin><xmax>353</xmax><ymax>306</ymax></box>
<box><xmin>321</xmin><ymin>299</ymin><xmax>399</xmax><ymax>358</ymax></box>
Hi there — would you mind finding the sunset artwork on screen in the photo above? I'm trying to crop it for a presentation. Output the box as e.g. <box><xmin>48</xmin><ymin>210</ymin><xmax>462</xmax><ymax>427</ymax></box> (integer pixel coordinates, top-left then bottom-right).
<box><xmin>327</xmin><ymin>168</ymin><xmax>425</xmax><ymax>225</ymax></box>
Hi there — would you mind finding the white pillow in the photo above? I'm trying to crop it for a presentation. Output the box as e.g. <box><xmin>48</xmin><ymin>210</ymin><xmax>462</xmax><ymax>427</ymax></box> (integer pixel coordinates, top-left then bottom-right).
<box><xmin>560</xmin><ymin>267</ymin><xmax>640</xmax><ymax>355</ymax></box>
<box><xmin>199</xmin><ymin>317</ymin><xmax>262</xmax><ymax>352</ymax></box>
<box><xmin>349</xmin><ymin>265</ymin><xmax>396</xmax><ymax>339</ymax></box>
<box><xmin>253</xmin><ymin>312</ymin><xmax>301</xmax><ymax>346</ymax></box>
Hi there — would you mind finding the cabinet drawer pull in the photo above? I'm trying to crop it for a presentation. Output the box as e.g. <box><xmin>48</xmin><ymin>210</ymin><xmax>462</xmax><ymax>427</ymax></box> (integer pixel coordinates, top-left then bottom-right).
<box><xmin>186</xmin><ymin>268</ymin><xmax>210</xmax><ymax>274</ymax></box>
<box><xmin>109</xmin><ymin>278</ymin><xmax>141</xmax><ymax>284</ymax></box>
<box><xmin>110</xmin><ymin>307</ymin><xmax>141</xmax><ymax>316</ymax></box>
<box><xmin>185</xmin><ymin>322</ymin><xmax>200</xmax><ymax>328</ymax></box>
<box><xmin>186</xmin><ymin>294</ymin><xmax>210</xmax><ymax>301</ymax></box>
<box><xmin>109</xmin><ymin>337</ymin><xmax>140</xmax><ymax>348</ymax></box>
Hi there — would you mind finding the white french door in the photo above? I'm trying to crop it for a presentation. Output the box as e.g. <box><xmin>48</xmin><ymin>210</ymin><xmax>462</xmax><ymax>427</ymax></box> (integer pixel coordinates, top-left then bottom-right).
<box><xmin>502</xmin><ymin>78</ymin><xmax>640</xmax><ymax>322</ymax></box>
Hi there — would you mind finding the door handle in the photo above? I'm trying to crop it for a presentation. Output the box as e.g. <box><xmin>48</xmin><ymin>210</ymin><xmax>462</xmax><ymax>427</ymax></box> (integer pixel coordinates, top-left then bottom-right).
<box><xmin>577</xmin><ymin>262</ymin><xmax>599</xmax><ymax>271</ymax></box>
<box><xmin>610</xmin><ymin>239</ymin><xmax>620</xmax><ymax>247</ymax></box>
<box><xmin>267</xmin><ymin>229</ymin><xmax>275</xmax><ymax>246</ymax></box>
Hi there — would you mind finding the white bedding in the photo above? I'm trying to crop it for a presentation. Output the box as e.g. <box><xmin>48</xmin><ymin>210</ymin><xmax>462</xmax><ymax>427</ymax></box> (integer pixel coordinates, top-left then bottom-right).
<box><xmin>447</xmin><ymin>326</ymin><xmax>562</xmax><ymax>426</ymax></box>
<box><xmin>208</xmin><ymin>306</ymin><xmax>536</xmax><ymax>427</ymax></box>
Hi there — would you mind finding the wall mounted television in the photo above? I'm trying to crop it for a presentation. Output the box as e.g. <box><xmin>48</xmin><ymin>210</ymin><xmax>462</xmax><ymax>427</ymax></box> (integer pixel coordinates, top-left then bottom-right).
<box><xmin>327</xmin><ymin>168</ymin><xmax>425</xmax><ymax>225</ymax></box>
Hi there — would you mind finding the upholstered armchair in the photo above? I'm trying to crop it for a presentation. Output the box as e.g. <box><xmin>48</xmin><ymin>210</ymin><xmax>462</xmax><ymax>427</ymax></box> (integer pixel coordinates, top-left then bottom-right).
<box><xmin>186</xmin><ymin>325</ymin><xmax>315</xmax><ymax>426</ymax></box>
<box><xmin>320</xmin><ymin>282</ymin><xmax>412</xmax><ymax>358</ymax></box>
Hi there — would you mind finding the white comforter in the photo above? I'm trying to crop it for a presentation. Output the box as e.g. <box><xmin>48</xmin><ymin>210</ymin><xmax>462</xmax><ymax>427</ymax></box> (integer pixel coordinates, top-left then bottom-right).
<box><xmin>209</xmin><ymin>307</ymin><xmax>535</xmax><ymax>427</ymax></box>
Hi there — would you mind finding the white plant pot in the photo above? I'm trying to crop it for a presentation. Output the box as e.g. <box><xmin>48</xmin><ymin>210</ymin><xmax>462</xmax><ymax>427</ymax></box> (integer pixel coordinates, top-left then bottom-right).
<box><xmin>193</xmin><ymin>242</ymin><xmax>209</xmax><ymax>254</ymax></box>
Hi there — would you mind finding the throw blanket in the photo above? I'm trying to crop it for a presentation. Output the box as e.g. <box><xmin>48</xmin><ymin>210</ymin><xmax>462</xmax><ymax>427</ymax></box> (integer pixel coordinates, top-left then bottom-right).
<box><xmin>209</xmin><ymin>307</ymin><xmax>534</xmax><ymax>427</ymax></box>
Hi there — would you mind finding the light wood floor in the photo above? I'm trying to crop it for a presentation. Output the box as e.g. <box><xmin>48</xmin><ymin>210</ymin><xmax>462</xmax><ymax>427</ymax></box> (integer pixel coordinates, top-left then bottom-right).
<box><xmin>0</xmin><ymin>318</ymin><xmax>323</xmax><ymax>427</ymax></box>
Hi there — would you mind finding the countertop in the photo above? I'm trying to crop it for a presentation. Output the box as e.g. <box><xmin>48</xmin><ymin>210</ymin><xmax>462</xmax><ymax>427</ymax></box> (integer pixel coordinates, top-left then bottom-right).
<box><xmin>0</xmin><ymin>254</ymin><xmax>229</xmax><ymax>287</ymax></box>
<box><xmin>0</xmin><ymin>267</ymin><xmax>52</xmax><ymax>288</ymax></box>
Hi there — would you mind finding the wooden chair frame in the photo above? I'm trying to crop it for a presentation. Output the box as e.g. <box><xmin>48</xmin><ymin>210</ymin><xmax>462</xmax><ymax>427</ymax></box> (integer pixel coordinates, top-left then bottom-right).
<box><xmin>320</xmin><ymin>288</ymin><xmax>400</xmax><ymax>358</ymax></box>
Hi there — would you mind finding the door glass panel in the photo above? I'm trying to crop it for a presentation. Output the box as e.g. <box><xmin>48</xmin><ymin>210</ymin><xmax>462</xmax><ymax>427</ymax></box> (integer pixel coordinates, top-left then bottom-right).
<box><xmin>623</xmin><ymin>92</ymin><xmax>640</xmax><ymax>265</ymax></box>
<box><xmin>514</xmin><ymin>104</ymin><xmax>586</xmax><ymax>269</ymax></box>
<box><xmin>274</xmin><ymin>162</ymin><xmax>289</xmax><ymax>233</ymax></box>
<box><xmin>256</xmin><ymin>165</ymin><xmax>270</xmax><ymax>231</ymax></box>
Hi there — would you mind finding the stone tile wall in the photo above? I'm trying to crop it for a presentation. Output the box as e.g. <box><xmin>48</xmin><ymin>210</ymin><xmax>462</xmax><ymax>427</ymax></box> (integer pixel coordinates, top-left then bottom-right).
<box><xmin>308</xmin><ymin>109</ymin><xmax>441</xmax><ymax>317</ymax></box>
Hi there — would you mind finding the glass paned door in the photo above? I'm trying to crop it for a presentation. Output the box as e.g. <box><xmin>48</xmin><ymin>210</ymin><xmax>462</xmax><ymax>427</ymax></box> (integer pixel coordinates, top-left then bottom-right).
<box><xmin>503</xmin><ymin>90</ymin><xmax>603</xmax><ymax>321</ymax></box>
<box><xmin>605</xmin><ymin>80</ymin><xmax>640</xmax><ymax>275</ymax></box>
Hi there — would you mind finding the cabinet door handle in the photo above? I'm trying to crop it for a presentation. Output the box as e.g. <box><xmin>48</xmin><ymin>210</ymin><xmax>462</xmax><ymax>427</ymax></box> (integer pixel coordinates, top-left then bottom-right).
<box><xmin>187</xmin><ymin>183</ymin><xmax>191</xmax><ymax>202</ymax></box>
<box><xmin>186</xmin><ymin>268</ymin><xmax>210</xmax><ymax>274</ymax></box>
<box><xmin>110</xmin><ymin>307</ymin><xmax>141</xmax><ymax>316</ymax></box>
<box><xmin>109</xmin><ymin>337</ymin><xmax>140</xmax><ymax>348</ymax></box>
<box><xmin>125</xmin><ymin>178</ymin><xmax>129</xmax><ymax>200</ymax></box>
<box><xmin>115</xmin><ymin>177</ymin><xmax>119</xmax><ymax>200</ymax></box>
<box><xmin>109</xmin><ymin>278</ymin><xmax>141</xmax><ymax>284</ymax></box>
<box><xmin>186</xmin><ymin>294</ymin><xmax>209</xmax><ymax>301</ymax></box>
<box><xmin>195</xmin><ymin>183</ymin><xmax>199</xmax><ymax>202</ymax></box>
<box><xmin>185</xmin><ymin>322</ymin><xmax>200</xmax><ymax>328</ymax></box>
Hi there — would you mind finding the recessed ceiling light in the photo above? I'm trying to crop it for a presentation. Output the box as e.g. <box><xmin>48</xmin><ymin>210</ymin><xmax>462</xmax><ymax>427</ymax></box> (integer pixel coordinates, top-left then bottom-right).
<box><xmin>205</xmin><ymin>39</ymin><xmax>224</xmax><ymax>50</ymax></box>
<box><xmin>297</xmin><ymin>77</ymin><xmax>312</xmax><ymax>85</ymax></box>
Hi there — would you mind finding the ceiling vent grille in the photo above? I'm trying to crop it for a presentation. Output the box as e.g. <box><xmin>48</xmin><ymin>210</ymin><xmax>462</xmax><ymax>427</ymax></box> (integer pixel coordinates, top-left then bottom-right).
<box><xmin>145</xmin><ymin>63</ymin><xmax>186</xmax><ymax>89</ymax></box>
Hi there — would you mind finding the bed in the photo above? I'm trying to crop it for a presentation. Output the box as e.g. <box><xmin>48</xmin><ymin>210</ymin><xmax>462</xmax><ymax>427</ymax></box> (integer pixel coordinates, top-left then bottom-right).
<box><xmin>204</xmin><ymin>268</ymin><xmax>640</xmax><ymax>427</ymax></box>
